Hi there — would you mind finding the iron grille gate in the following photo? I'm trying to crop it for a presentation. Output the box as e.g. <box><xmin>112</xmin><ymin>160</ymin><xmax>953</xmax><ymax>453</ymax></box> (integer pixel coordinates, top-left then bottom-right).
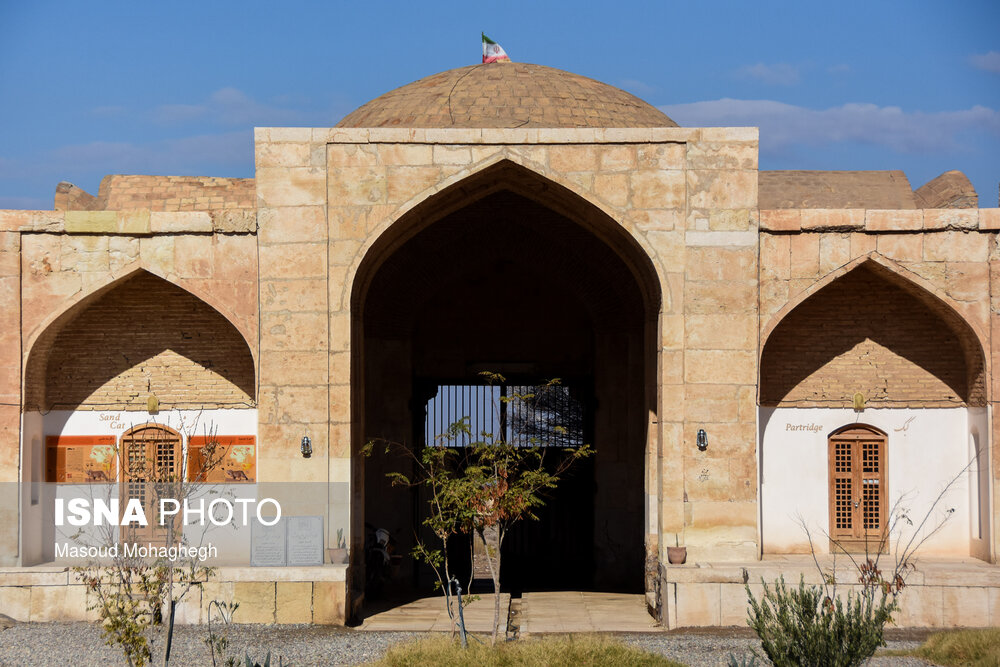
<box><xmin>422</xmin><ymin>383</ymin><xmax>586</xmax><ymax>448</ymax></box>
<box><xmin>416</xmin><ymin>381</ymin><xmax>594</xmax><ymax>592</ymax></box>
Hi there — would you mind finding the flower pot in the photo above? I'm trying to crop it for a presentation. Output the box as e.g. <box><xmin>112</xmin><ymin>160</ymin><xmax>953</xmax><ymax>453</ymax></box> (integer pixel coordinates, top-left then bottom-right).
<box><xmin>328</xmin><ymin>547</ymin><xmax>349</xmax><ymax>564</ymax></box>
<box><xmin>667</xmin><ymin>546</ymin><xmax>687</xmax><ymax>565</ymax></box>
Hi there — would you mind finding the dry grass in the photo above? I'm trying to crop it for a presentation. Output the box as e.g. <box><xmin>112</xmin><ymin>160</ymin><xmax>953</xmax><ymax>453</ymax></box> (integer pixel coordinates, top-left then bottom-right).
<box><xmin>369</xmin><ymin>634</ymin><xmax>685</xmax><ymax>667</ymax></box>
<box><xmin>906</xmin><ymin>628</ymin><xmax>1000</xmax><ymax>667</ymax></box>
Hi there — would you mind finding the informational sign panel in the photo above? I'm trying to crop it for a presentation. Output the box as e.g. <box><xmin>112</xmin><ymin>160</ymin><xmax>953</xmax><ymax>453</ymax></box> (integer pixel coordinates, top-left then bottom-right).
<box><xmin>286</xmin><ymin>516</ymin><xmax>324</xmax><ymax>566</ymax></box>
<box><xmin>187</xmin><ymin>435</ymin><xmax>256</xmax><ymax>483</ymax></box>
<box><xmin>45</xmin><ymin>436</ymin><xmax>117</xmax><ymax>483</ymax></box>
<box><xmin>250</xmin><ymin>519</ymin><xmax>286</xmax><ymax>567</ymax></box>
<box><xmin>250</xmin><ymin>516</ymin><xmax>325</xmax><ymax>567</ymax></box>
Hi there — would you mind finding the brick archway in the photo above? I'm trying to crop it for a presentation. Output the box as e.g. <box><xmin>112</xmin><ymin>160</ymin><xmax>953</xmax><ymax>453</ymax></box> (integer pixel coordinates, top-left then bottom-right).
<box><xmin>760</xmin><ymin>255</ymin><xmax>987</xmax><ymax>407</ymax></box>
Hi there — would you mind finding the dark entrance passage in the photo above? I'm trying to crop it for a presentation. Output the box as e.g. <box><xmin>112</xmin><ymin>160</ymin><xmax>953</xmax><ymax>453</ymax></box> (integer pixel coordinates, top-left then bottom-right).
<box><xmin>354</xmin><ymin>165</ymin><xmax>659</xmax><ymax>604</ymax></box>
<box><xmin>415</xmin><ymin>381</ymin><xmax>596</xmax><ymax>595</ymax></box>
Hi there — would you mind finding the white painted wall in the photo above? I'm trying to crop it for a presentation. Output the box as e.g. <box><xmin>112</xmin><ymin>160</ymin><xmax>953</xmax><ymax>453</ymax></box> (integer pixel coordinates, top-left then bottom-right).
<box><xmin>20</xmin><ymin>408</ymin><xmax>259</xmax><ymax>565</ymax></box>
<box><xmin>760</xmin><ymin>407</ymin><xmax>978</xmax><ymax>557</ymax></box>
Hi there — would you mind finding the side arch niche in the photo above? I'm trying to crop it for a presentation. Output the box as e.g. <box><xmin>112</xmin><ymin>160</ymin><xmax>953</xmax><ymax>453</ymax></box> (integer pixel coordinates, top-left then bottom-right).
<box><xmin>20</xmin><ymin>270</ymin><xmax>257</xmax><ymax>566</ymax></box>
<box><xmin>350</xmin><ymin>160</ymin><xmax>662</xmax><ymax>606</ymax></box>
<box><xmin>758</xmin><ymin>259</ymin><xmax>990</xmax><ymax>560</ymax></box>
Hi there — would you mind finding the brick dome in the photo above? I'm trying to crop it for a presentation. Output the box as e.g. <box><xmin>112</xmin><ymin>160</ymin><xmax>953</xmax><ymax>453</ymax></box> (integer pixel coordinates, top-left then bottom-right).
<box><xmin>336</xmin><ymin>63</ymin><xmax>677</xmax><ymax>129</ymax></box>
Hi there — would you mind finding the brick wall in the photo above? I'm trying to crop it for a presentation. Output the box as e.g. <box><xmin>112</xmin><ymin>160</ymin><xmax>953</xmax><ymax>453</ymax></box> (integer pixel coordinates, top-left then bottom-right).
<box><xmin>26</xmin><ymin>272</ymin><xmax>254</xmax><ymax>410</ymax></box>
<box><xmin>99</xmin><ymin>175</ymin><xmax>255</xmax><ymax>211</ymax></box>
<box><xmin>761</xmin><ymin>265</ymin><xmax>976</xmax><ymax>407</ymax></box>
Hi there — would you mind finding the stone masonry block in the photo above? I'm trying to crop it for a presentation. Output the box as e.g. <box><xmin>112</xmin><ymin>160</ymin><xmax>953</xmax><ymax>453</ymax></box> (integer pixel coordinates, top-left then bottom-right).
<box><xmin>64</xmin><ymin>210</ymin><xmax>116</xmax><ymax>233</ymax></box>
<box><xmin>979</xmin><ymin>209</ymin><xmax>1000</xmax><ymax>231</ymax></box>
<box><xmin>684</xmin><ymin>350</ymin><xmax>756</xmax><ymax>385</ymax></box>
<box><xmin>760</xmin><ymin>234</ymin><xmax>790</xmax><ymax>281</ymax></box>
<box><xmin>549</xmin><ymin>145</ymin><xmax>599</xmax><ymax>172</ymax></box>
<box><xmin>257</xmin><ymin>141</ymin><xmax>312</xmax><ymax>168</ymax></box>
<box><xmin>923</xmin><ymin>231</ymin><xmax>990</xmax><ymax>262</ymax></box>
<box><xmin>259</xmin><ymin>206</ymin><xmax>326</xmax><ymax>244</ymax></box>
<box><xmin>866</xmin><ymin>209</ymin><xmax>923</xmax><ymax>232</ymax></box>
<box><xmin>328</xmin><ymin>167</ymin><xmax>387</xmax><ymax>206</ymax></box>
<box><xmin>686</xmin><ymin>142</ymin><xmax>757</xmax><ymax>170</ymax></box>
<box><xmin>818</xmin><ymin>233</ymin><xmax>851</xmax><ymax>274</ymax></box>
<box><xmin>115</xmin><ymin>209</ymin><xmax>151</xmax><ymax>234</ymax></box>
<box><xmin>258</xmin><ymin>167</ymin><xmax>327</xmax><ymax>207</ymax></box>
<box><xmin>687</xmin><ymin>170</ymin><xmax>756</xmax><ymax>210</ymax></box>
<box><xmin>636</xmin><ymin>143</ymin><xmax>686</xmax><ymax>170</ymax></box>
<box><xmin>314</xmin><ymin>580</ymin><xmax>346</xmax><ymax>624</ymax></box>
<box><xmin>924</xmin><ymin>209</ymin><xmax>978</xmax><ymax>231</ymax></box>
<box><xmin>789</xmin><ymin>234</ymin><xmax>819</xmax><ymax>278</ymax></box>
<box><xmin>759</xmin><ymin>209</ymin><xmax>800</xmax><ymax>231</ymax></box>
<box><xmin>387</xmin><ymin>166</ymin><xmax>441</xmax><ymax>204</ymax></box>
<box><xmin>233</xmin><ymin>582</ymin><xmax>275</xmax><ymax>624</ymax></box>
<box><xmin>800</xmin><ymin>209</ymin><xmax>864</xmax><ymax>231</ymax></box>
<box><xmin>276</xmin><ymin>582</ymin><xmax>313</xmax><ymax>623</ymax></box>
<box><xmin>149</xmin><ymin>211</ymin><xmax>213</xmax><ymax>234</ymax></box>
<box><xmin>630</xmin><ymin>170</ymin><xmax>685</xmax><ymax>209</ymax></box>
<box><xmin>876</xmin><ymin>234</ymin><xmax>923</xmax><ymax>263</ymax></box>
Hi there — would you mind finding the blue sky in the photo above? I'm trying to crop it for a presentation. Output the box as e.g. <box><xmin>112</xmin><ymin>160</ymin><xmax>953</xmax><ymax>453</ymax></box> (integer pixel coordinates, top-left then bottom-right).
<box><xmin>1</xmin><ymin>1</ymin><xmax>997</xmax><ymax>209</ymax></box>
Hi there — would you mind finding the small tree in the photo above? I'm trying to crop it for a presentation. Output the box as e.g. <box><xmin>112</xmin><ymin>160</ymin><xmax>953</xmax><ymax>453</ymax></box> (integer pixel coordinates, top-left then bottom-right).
<box><xmin>368</xmin><ymin>375</ymin><xmax>592</xmax><ymax>645</ymax></box>
<box><xmin>74</xmin><ymin>415</ymin><xmax>231</xmax><ymax>667</ymax></box>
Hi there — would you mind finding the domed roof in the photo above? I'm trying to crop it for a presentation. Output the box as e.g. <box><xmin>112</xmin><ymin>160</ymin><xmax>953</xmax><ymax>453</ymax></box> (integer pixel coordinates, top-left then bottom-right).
<box><xmin>336</xmin><ymin>63</ymin><xmax>677</xmax><ymax>129</ymax></box>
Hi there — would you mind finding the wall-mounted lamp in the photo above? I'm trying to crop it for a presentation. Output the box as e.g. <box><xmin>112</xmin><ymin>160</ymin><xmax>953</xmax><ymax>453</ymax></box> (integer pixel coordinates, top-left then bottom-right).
<box><xmin>852</xmin><ymin>392</ymin><xmax>866</xmax><ymax>413</ymax></box>
<box><xmin>301</xmin><ymin>435</ymin><xmax>312</xmax><ymax>459</ymax></box>
<box><xmin>147</xmin><ymin>394</ymin><xmax>159</xmax><ymax>414</ymax></box>
<box><xmin>696</xmin><ymin>429</ymin><xmax>708</xmax><ymax>452</ymax></box>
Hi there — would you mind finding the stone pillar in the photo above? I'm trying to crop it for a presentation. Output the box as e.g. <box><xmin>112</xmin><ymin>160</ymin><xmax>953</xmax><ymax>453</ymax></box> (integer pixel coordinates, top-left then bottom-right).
<box><xmin>0</xmin><ymin>231</ymin><xmax>19</xmax><ymax>565</ymax></box>
<box><xmin>254</xmin><ymin>128</ymin><xmax>331</xmax><ymax>491</ymax></box>
<box><xmin>681</xmin><ymin>128</ymin><xmax>760</xmax><ymax>561</ymax></box>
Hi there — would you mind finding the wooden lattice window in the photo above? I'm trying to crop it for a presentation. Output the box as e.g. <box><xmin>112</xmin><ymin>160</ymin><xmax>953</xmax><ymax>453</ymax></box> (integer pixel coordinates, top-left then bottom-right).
<box><xmin>120</xmin><ymin>424</ymin><xmax>182</xmax><ymax>545</ymax></box>
<box><xmin>828</xmin><ymin>424</ymin><xmax>887</xmax><ymax>550</ymax></box>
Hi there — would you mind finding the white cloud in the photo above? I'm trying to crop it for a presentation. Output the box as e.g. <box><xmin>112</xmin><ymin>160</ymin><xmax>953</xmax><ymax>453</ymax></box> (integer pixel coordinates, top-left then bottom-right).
<box><xmin>736</xmin><ymin>63</ymin><xmax>800</xmax><ymax>86</ymax></box>
<box><xmin>661</xmin><ymin>99</ymin><xmax>1000</xmax><ymax>154</ymax></box>
<box><xmin>970</xmin><ymin>51</ymin><xmax>1000</xmax><ymax>74</ymax></box>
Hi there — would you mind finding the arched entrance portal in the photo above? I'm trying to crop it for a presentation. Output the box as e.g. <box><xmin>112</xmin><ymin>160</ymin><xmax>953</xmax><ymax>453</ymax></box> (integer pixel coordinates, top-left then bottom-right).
<box><xmin>353</xmin><ymin>162</ymin><xmax>660</xmax><ymax>602</ymax></box>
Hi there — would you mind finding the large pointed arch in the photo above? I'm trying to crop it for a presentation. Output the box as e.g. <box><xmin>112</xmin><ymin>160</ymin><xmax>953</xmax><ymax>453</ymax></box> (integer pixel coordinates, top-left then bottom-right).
<box><xmin>760</xmin><ymin>253</ymin><xmax>987</xmax><ymax>407</ymax></box>
<box><xmin>349</xmin><ymin>155</ymin><xmax>664</xmax><ymax>319</ymax></box>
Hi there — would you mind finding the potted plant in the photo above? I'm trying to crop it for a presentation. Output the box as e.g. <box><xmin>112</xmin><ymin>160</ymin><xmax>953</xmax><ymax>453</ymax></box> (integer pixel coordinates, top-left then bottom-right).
<box><xmin>328</xmin><ymin>529</ymin><xmax>348</xmax><ymax>564</ymax></box>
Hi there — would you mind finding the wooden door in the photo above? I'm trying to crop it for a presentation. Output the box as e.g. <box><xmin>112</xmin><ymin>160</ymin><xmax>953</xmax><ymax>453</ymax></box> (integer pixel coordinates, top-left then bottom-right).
<box><xmin>829</xmin><ymin>425</ymin><xmax>887</xmax><ymax>549</ymax></box>
<box><xmin>120</xmin><ymin>424</ymin><xmax>181</xmax><ymax>545</ymax></box>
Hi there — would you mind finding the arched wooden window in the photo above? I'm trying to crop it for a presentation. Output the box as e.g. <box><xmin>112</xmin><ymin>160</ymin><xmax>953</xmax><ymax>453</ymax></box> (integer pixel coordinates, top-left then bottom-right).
<box><xmin>120</xmin><ymin>424</ymin><xmax>182</xmax><ymax>544</ymax></box>
<box><xmin>829</xmin><ymin>424</ymin><xmax>888</xmax><ymax>549</ymax></box>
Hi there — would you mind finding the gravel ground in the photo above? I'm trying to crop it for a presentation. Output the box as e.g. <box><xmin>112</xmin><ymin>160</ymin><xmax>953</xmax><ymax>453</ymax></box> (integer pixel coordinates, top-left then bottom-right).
<box><xmin>0</xmin><ymin>623</ymin><xmax>934</xmax><ymax>666</ymax></box>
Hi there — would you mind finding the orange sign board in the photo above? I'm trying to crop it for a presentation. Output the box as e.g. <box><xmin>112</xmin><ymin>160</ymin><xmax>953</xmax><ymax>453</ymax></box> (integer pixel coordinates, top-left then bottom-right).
<box><xmin>187</xmin><ymin>435</ymin><xmax>256</xmax><ymax>483</ymax></box>
<box><xmin>46</xmin><ymin>436</ymin><xmax>117</xmax><ymax>483</ymax></box>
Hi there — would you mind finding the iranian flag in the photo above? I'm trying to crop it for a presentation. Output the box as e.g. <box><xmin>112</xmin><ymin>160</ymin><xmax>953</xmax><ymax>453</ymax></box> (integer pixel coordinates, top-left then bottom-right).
<box><xmin>482</xmin><ymin>33</ymin><xmax>511</xmax><ymax>63</ymax></box>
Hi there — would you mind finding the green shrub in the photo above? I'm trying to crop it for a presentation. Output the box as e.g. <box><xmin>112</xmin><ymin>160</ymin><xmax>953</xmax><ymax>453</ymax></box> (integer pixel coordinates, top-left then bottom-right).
<box><xmin>746</xmin><ymin>576</ymin><xmax>897</xmax><ymax>667</ymax></box>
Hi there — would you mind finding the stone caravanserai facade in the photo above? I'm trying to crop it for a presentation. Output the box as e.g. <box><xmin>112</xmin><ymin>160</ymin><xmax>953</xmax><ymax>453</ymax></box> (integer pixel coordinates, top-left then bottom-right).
<box><xmin>0</xmin><ymin>63</ymin><xmax>997</xmax><ymax>627</ymax></box>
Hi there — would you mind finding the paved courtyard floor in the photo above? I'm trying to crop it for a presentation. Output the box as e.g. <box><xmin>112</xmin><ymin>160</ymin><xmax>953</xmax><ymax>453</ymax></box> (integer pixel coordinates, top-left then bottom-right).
<box><xmin>359</xmin><ymin>591</ymin><xmax>660</xmax><ymax>634</ymax></box>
